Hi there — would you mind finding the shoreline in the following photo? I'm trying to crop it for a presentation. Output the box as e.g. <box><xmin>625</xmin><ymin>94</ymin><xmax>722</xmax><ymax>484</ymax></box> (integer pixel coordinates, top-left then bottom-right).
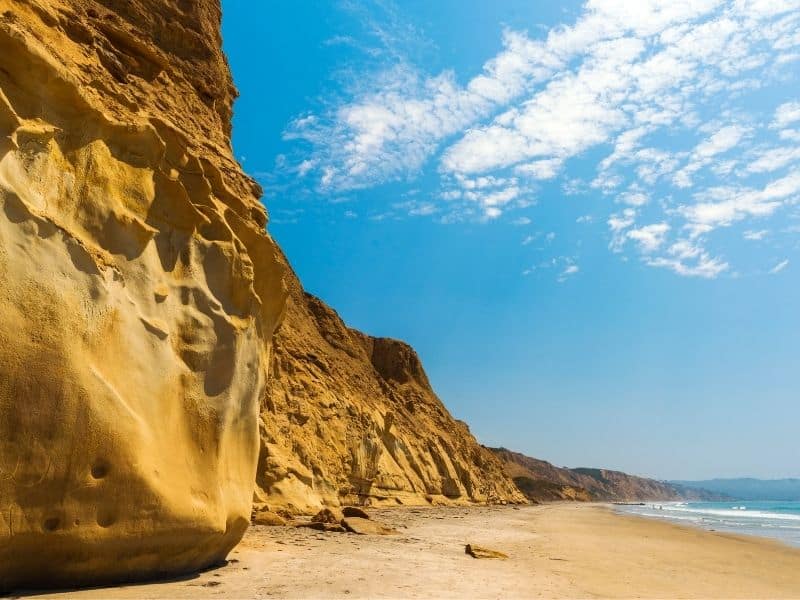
<box><xmin>22</xmin><ymin>503</ymin><xmax>800</xmax><ymax>599</ymax></box>
<box><xmin>612</xmin><ymin>499</ymin><xmax>800</xmax><ymax>548</ymax></box>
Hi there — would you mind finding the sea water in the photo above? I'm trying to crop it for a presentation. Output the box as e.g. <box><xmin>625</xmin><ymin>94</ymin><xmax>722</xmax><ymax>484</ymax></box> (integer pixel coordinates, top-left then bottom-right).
<box><xmin>616</xmin><ymin>501</ymin><xmax>800</xmax><ymax>547</ymax></box>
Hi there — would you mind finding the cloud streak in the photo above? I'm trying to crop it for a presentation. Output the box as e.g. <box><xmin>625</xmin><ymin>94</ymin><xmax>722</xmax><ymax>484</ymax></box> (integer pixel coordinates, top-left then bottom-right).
<box><xmin>284</xmin><ymin>0</ymin><xmax>800</xmax><ymax>277</ymax></box>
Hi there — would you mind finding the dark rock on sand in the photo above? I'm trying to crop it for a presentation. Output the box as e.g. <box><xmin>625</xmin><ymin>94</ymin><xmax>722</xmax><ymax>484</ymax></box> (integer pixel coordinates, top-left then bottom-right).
<box><xmin>312</xmin><ymin>508</ymin><xmax>345</xmax><ymax>524</ymax></box>
<box><xmin>342</xmin><ymin>506</ymin><xmax>371</xmax><ymax>519</ymax></box>
<box><xmin>465</xmin><ymin>544</ymin><xmax>509</xmax><ymax>559</ymax></box>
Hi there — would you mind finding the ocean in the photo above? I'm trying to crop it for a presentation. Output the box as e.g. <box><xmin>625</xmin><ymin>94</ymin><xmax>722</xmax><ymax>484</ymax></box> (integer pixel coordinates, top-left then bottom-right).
<box><xmin>616</xmin><ymin>501</ymin><xmax>800</xmax><ymax>547</ymax></box>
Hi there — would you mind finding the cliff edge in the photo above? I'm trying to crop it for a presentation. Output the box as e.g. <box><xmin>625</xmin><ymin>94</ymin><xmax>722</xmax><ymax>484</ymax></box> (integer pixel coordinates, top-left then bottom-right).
<box><xmin>257</xmin><ymin>261</ymin><xmax>525</xmax><ymax>513</ymax></box>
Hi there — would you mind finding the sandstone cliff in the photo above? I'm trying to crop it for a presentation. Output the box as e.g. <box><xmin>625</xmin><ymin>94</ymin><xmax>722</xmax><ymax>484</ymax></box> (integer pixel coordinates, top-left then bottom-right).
<box><xmin>256</xmin><ymin>260</ymin><xmax>526</xmax><ymax>514</ymax></box>
<box><xmin>492</xmin><ymin>448</ymin><xmax>684</xmax><ymax>503</ymax></box>
<box><xmin>0</xmin><ymin>0</ymin><xmax>286</xmax><ymax>589</ymax></box>
<box><xmin>0</xmin><ymin>0</ymin><xmax>523</xmax><ymax>589</ymax></box>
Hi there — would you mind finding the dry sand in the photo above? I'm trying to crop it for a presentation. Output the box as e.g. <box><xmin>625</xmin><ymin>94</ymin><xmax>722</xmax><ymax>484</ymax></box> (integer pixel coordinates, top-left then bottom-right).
<box><xmin>18</xmin><ymin>504</ymin><xmax>800</xmax><ymax>599</ymax></box>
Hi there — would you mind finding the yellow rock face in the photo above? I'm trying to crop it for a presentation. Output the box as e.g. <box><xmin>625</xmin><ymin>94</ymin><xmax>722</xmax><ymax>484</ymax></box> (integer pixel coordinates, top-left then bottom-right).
<box><xmin>0</xmin><ymin>0</ymin><xmax>522</xmax><ymax>589</ymax></box>
<box><xmin>257</xmin><ymin>273</ymin><xmax>526</xmax><ymax>514</ymax></box>
<box><xmin>0</xmin><ymin>0</ymin><xmax>285</xmax><ymax>589</ymax></box>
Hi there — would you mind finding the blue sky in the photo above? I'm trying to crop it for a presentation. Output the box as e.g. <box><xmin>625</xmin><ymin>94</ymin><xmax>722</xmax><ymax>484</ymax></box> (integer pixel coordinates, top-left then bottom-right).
<box><xmin>222</xmin><ymin>0</ymin><xmax>800</xmax><ymax>480</ymax></box>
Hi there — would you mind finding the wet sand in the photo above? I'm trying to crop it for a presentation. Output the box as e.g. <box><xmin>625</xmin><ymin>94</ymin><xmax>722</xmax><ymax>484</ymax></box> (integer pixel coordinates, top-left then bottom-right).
<box><xmin>22</xmin><ymin>503</ymin><xmax>800</xmax><ymax>599</ymax></box>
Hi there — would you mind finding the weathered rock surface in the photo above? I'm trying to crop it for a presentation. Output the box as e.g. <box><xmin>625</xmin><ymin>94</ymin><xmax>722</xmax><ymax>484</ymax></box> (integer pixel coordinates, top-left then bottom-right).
<box><xmin>255</xmin><ymin>270</ymin><xmax>526</xmax><ymax>514</ymax></box>
<box><xmin>342</xmin><ymin>516</ymin><xmax>397</xmax><ymax>536</ymax></box>
<box><xmin>251</xmin><ymin>508</ymin><xmax>287</xmax><ymax>527</ymax></box>
<box><xmin>311</xmin><ymin>507</ymin><xmax>345</xmax><ymax>524</ymax></box>
<box><xmin>0</xmin><ymin>0</ymin><xmax>286</xmax><ymax>590</ymax></box>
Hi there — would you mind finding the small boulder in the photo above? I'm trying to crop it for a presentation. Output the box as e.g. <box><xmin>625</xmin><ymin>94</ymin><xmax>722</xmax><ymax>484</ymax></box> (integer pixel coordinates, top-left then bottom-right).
<box><xmin>252</xmin><ymin>509</ymin><xmax>286</xmax><ymax>527</ymax></box>
<box><xmin>342</xmin><ymin>517</ymin><xmax>397</xmax><ymax>535</ymax></box>
<box><xmin>295</xmin><ymin>521</ymin><xmax>327</xmax><ymax>531</ymax></box>
<box><xmin>342</xmin><ymin>506</ymin><xmax>370</xmax><ymax>519</ymax></box>
<box><xmin>465</xmin><ymin>544</ymin><xmax>508</xmax><ymax>559</ymax></box>
<box><xmin>294</xmin><ymin>521</ymin><xmax>346</xmax><ymax>533</ymax></box>
<box><xmin>311</xmin><ymin>507</ymin><xmax>344</xmax><ymax>524</ymax></box>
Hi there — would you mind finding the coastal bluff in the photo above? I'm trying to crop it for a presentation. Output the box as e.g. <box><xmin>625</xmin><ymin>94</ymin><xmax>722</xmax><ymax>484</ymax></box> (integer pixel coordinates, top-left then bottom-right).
<box><xmin>491</xmin><ymin>448</ymin><xmax>722</xmax><ymax>503</ymax></box>
<box><xmin>0</xmin><ymin>0</ymin><xmax>287</xmax><ymax>589</ymax></box>
<box><xmin>0</xmin><ymin>0</ymin><xmax>522</xmax><ymax>589</ymax></box>
<box><xmin>258</xmin><ymin>265</ymin><xmax>525</xmax><ymax>514</ymax></box>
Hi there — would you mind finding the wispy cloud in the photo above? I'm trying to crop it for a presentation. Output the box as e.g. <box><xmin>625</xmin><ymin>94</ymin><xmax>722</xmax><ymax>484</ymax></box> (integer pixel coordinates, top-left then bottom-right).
<box><xmin>743</xmin><ymin>229</ymin><xmax>769</xmax><ymax>240</ymax></box>
<box><xmin>673</xmin><ymin>125</ymin><xmax>749</xmax><ymax>188</ymax></box>
<box><xmin>558</xmin><ymin>263</ymin><xmax>580</xmax><ymax>283</ymax></box>
<box><xmin>772</xmin><ymin>101</ymin><xmax>800</xmax><ymax>128</ymax></box>
<box><xmin>769</xmin><ymin>258</ymin><xmax>790</xmax><ymax>274</ymax></box>
<box><xmin>627</xmin><ymin>223</ymin><xmax>671</xmax><ymax>253</ymax></box>
<box><xmin>679</xmin><ymin>171</ymin><xmax>800</xmax><ymax>229</ymax></box>
<box><xmin>283</xmin><ymin>0</ymin><xmax>800</xmax><ymax>277</ymax></box>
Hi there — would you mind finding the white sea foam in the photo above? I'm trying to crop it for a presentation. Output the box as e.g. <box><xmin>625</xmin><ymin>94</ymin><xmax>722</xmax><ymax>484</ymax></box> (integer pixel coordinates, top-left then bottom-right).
<box><xmin>617</xmin><ymin>501</ymin><xmax>800</xmax><ymax>547</ymax></box>
<box><xmin>664</xmin><ymin>506</ymin><xmax>800</xmax><ymax>522</ymax></box>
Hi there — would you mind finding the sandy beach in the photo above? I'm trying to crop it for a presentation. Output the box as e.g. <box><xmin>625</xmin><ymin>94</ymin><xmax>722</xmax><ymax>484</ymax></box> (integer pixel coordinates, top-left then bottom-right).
<box><xmin>17</xmin><ymin>503</ymin><xmax>800</xmax><ymax>600</ymax></box>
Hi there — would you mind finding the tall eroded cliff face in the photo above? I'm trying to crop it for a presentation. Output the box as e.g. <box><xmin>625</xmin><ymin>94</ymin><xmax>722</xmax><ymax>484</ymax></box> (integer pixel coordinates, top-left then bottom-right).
<box><xmin>0</xmin><ymin>0</ymin><xmax>523</xmax><ymax>589</ymax></box>
<box><xmin>0</xmin><ymin>0</ymin><xmax>286</xmax><ymax>589</ymax></box>
<box><xmin>256</xmin><ymin>262</ymin><xmax>525</xmax><ymax>514</ymax></box>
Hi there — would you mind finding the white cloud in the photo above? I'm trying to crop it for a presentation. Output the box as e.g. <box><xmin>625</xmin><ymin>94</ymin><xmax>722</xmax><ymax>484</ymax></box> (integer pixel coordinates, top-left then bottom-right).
<box><xmin>410</xmin><ymin>203</ymin><xmax>437</xmax><ymax>216</ymax></box>
<box><xmin>745</xmin><ymin>146</ymin><xmax>800</xmax><ymax>173</ymax></box>
<box><xmin>558</xmin><ymin>263</ymin><xmax>580</xmax><ymax>282</ymax></box>
<box><xmin>627</xmin><ymin>222</ymin><xmax>671</xmax><ymax>252</ymax></box>
<box><xmin>779</xmin><ymin>128</ymin><xmax>800</xmax><ymax>142</ymax></box>
<box><xmin>608</xmin><ymin>208</ymin><xmax>638</xmax><ymax>251</ymax></box>
<box><xmin>633</xmin><ymin>148</ymin><xmax>681</xmax><ymax>185</ymax></box>
<box><xmin>292</xmin><ymin>0</ymin><xmax>744</xmax><ymax>190</ymax></box>
<box><xmin>483</xmin><ymin>206</ymin><xmax>503</xmax><ymax>220</ymax></box>
<box><xmin>679</xmin><ymin>171</ymin><xmax>800</xmax><ymax>228</ymax></box>
<box><xmin>695</xmin><ymin>125</ymin><xmax>748</xmax><ymax>158</ymax></box>
<box><xmin>591</xmin><ymin>172</ymin><xmax>624</xmax><ymax>193</ymax></box>
<box><xmin>673</xmin><ymin>125</ymin><xmax>749</xmax><ymax>188</ymax></box>
<box><xmin>514</xmin><ymin>159</ymin><xmax>563</xmax><ymax>180</ymax></box>
<box><xmin>286</xmin><ymin>27</ymin><xmax>569</xmax><ymax>191</ymax></box>
<box><xmin>773</xmin><ymin>101</ymin><xmax>800</xmax><ymax>128</ymax></box>
<box><xmin>443</xmin><ymin>36</ymin><xmax>645</xmax><ymax>175</ymax></box>
<box><xmin>283</xmin><ymin>0</ymin><xmax>800</xmax><ymax>278</ymax></box>
<box><xmin>743</xmin><ymin>229</ymin><xmax>769</xmax><ymax>240</ymax></box>
<box><xmin>618</xmin><ymin>189</ymin><xmax>650</xmax><ymax>206</ymax></box>
<box><xmin>608</xmin><ymin>208</ymin><xmax>637</xmax><ymax>231</ymax></box>
<box><xmin>769</xmin><ymin>258</ymin><xmax>790</xmax><ymax>273</ymax></box>
<box><xmin>297</xmin><ymin>159</ymin><xmax>315</xmax><ymax>177</ymax></box>
<box><xmin>482</xmin><ymin>186</ymin><xmax>520</xmax><ymax>206</ymax></box>
<box><xmin>667</xmin><ymin>239</ymin><xmax>702</xmax><ymax>260</ymax></box>
<box><xmin>644</xmin><ymin>236</ymin><xmax>729</xmax><ymax>278</ymax></box>
<box><xmin>647</xmin><ymin>253</ymin><xmax>729</xmax><ymax>278</ymax></box>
